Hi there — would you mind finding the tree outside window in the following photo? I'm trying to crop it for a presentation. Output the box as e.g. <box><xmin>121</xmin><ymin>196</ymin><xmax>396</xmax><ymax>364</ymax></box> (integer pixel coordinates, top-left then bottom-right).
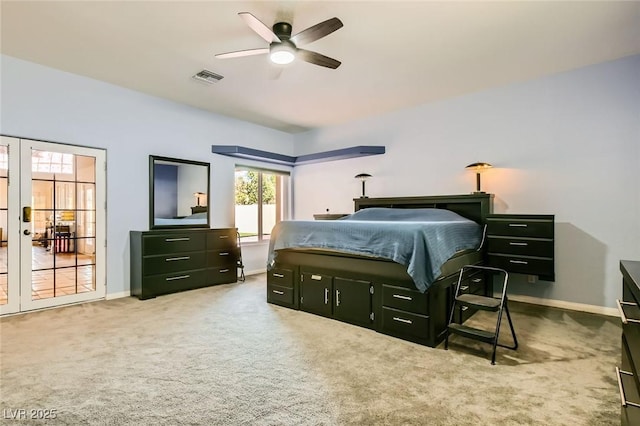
<box><xmin>235</xmin><ymin>168</ymin><xmax>288</xmax><ymax>242</ymax></box>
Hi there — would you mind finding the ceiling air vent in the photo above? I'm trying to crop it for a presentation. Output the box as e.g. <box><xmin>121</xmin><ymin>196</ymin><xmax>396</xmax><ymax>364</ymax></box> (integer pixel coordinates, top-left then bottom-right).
<box><xmin>192</xmin><ymin>69</ymin><xmax>224</xmax><ymax>84</ymax></box>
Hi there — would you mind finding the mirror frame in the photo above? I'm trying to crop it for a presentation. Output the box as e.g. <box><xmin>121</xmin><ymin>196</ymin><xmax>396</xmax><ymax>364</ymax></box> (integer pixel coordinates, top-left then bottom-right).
<box><xmin>149</xmin><ymin>155</ymin><xmax>211</xmax><ymax>230</ymax></box>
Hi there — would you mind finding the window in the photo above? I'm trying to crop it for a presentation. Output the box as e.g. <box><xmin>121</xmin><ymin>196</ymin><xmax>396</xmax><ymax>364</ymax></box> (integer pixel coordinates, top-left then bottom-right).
<box><xmin>235</xmin><ymin>167</ymin><xmax>290</xmax><ymax>242</ymax></box>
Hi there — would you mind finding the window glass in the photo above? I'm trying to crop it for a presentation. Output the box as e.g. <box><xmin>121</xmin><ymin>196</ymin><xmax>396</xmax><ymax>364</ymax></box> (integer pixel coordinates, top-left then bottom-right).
<box><xmin>235</xmin><ymin>168</ymin><xmax>289</xmax><ymax>242</ymax></box>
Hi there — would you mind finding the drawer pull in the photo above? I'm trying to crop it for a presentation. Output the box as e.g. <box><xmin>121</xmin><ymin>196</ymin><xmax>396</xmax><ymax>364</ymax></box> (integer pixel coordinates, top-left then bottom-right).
<box><xmin>219</xmin><ymin>269</ymin><xmax>230</xmax><ymax>273</ymax></box>
<box><xmin>166</xmin><ymin>275</ymin><xmax>190</xmax><ymax>281</ymax></box>
<box><xmin>273</xmin><ymin>273</ymin><xmax>284</xmax><ymax>278</ymax></box>
<box><xmin>616</xmin><ymin>299</ymin><xmax>640</xmax><ymax>324</ymax></box>
<box><xmin>461</xmin><ymin>306</ymin><xmax>469</xmax><ymax>311</ymax></box>
<box><xmin>165</xmin><ymin>256</ymin><xmax>190</xmax><ymax>262</ymax></box>
<box><xmin>392</xmin><ymin>294</ymin><xmax>412</xmax><ymax>301</ymax></box>
<box><xmin>508</xmin><ymin>223</ymin><xmax>528</xmax><ymax>228</ymax></box>
<box><xmin>471</xmin><ymin>278</ymin><xmax>482</xmax><ymax>283</ymax></box>
<box><xmin>509</xmin><ymin>242</ymin><xmax>528</xmax><ymax>246</ymax></box>
<box><xmin>509</xmin><ymin>260</ymin><xmax>528</xmax><ymax>265</ymax></box>
<box><xmin>460</xmin><ymin>285</ymin><xmax>469</xmax><ymax>291</ymax></box>
<box><xmin>219</xmin><ymin>235</ymin><xmax>229</xmax><ymax>239</ymax></box>
<box><xmin>336</xmin><ymin>290</ymin><xmax>341</xmax><ymax>307</ymax></box>
<box><xmin>311</xmin><ymin>274</ymin><xmax>322</xmax><ymax>281</ymax></box>
<box><xmin>219</xmin><ymin>252</ymin><xmax>230</xmax><ymax>256</ymax></box>
<box><xmin>165</xmin><ymin>237</ymin><xmax>189</xmax><ymax>242</ymax></box>
<box><xmin>616</xmin><ymin>367</ymin><xmax>640</xmax><ymax>408</ymax></box>
<box><xmin>272</xmin><ymin>290</ymin><xmax>284</xmax><ymax>295</ymax></box>
<box><xmin>392</xmin><ymin>317</ymin><xmax>413</xmax><ymax>325</ymax></box>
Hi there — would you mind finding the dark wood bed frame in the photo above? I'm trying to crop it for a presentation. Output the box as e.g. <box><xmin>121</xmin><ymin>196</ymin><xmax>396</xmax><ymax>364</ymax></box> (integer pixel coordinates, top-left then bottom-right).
<box><xmin>266</xmin><ymin>193</ymin><xmax>494</xmax><ymax>347</ymax></box>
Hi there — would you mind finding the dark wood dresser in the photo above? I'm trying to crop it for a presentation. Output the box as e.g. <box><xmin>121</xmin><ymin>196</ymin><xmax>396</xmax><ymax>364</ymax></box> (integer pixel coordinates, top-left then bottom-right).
<box><xmin>618</xmin><ymin>260</ymin><xmax>640</xmax><ymax>425</ymax></box>
<box><xmin>486</xmin><ymin>214</ymin><xmax>555</xmax><ymax>281</ymax></box>
<box><xmin>130</xmin><ymin>228</ymin><xmax>239</xmax><ymax>300</ymax></box>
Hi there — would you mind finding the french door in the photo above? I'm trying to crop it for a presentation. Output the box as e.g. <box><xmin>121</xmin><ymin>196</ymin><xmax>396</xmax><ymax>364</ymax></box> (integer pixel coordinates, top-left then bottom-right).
<box><xmin>0</xmin><ymin>136</ymin><xmax>106</xmax><ymax>315</ymax></box>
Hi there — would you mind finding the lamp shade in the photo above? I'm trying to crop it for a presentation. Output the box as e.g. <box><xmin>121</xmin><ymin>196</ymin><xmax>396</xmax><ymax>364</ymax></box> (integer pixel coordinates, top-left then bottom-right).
<box><xmin>465</xmin><ymin>162</ymin><xmax>492</xmax><ymax>172</ymax></box>
<box><xmin>355</xmin><ymin>173</ymin><xmax>372</xmax><ymax>180</ymax></box>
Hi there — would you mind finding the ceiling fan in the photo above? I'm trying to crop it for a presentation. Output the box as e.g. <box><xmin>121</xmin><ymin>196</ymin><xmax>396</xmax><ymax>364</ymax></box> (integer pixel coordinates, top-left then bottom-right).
<box><xmin>215</xmin><ymin>12</ymin><xmax>343</xmax><ymax>69</ymax></box>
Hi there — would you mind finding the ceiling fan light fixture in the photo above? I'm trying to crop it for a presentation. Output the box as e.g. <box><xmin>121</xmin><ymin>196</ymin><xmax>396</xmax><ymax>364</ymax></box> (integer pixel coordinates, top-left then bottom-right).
<box><xmin>270</xmin><ymin>43</ymin><xmax>296</xmax><ymax>65</ymax></box>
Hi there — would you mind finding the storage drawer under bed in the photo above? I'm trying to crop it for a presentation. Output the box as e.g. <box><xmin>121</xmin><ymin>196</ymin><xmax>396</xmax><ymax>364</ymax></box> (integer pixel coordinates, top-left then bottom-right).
<box><xmin>267</xmin><ymin>267</ymin><xmax>297</xmax><ymax>308</ymax></box>
<box><xmin>268</xmin><ymin>284</ymin><xmax>295</xmax><ymax>306</ymax></box>
<box><xmin>381</xmin><ymin>306</ymin><xmax>430</xmax><ymax>341</ymax></box>
<box><xmin>268</xmin><ymin>267</ymin><xmax>295</xmax><ymax>287</ymax></box>
<box><xmin>382</xmin><ymin>284</ymin><xmax>428</xmax><ymax>315</ymax></box>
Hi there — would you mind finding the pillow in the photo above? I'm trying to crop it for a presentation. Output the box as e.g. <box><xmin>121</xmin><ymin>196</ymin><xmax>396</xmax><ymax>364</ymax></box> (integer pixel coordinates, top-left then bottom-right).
<box><xmin>341</xmin><ymin>207</ymin><xmax>470</xmax><ymax>222</ymax></box>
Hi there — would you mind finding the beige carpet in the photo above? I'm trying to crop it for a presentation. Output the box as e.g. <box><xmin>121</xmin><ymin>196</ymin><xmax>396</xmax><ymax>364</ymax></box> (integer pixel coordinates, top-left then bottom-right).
<box><xmin>0</xmin><ymin>274</ymin><xmax>620</xmax><ymax>425</ymax></box>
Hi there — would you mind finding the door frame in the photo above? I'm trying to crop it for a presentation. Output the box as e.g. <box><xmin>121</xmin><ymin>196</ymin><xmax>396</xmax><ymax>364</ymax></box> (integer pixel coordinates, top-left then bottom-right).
<box><xmin>0</xmin><ymin>136</ymin><xmax>106</xmax><ymax>314</ymax></box>
<box><xmin>0</xmin><ymin>136</ymin><xmax>21</xmax><ymax>315</ymax></box>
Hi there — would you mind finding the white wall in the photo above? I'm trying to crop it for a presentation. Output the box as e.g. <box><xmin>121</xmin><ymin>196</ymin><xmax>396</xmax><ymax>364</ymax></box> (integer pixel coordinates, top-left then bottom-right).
<box><xmin>291</xmin><ymin>55</ymin><xmax>640</xmax><ymax>310</ymax></box>
<box><xmin>0</xmin><ymin>55</ymin><xmax>294</xmax><ymax>296</ymax></box>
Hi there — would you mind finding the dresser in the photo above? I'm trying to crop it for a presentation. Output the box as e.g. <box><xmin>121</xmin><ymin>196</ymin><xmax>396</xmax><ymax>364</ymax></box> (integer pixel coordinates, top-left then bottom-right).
<box><xmin>130</xmin><ymin>228</ymin><xmax>239</xmax><ymax>300</ymax></box>
<box><xmin>485</xmin><ymin>214</ymin><xmax>555</xmax><ymax>281</ymax></box>
<box><xmin>618</xmin><ymin>260</ymin><xmax>640</xmax><ymax>425</ymax></box>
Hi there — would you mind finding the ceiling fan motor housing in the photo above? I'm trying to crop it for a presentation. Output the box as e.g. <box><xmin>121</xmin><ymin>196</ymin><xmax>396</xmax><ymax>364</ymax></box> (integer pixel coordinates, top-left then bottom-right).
<box><xmin>272</xmin><ymin>22</ymin><xmax>292</xmax><ymax>40</ymax></box>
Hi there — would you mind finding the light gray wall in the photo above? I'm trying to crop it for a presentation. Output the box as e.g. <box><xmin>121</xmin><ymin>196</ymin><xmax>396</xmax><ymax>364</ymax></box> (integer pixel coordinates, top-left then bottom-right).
<box><xmin>0</xmin><ymin>55</ymin><xmax>294</xmax><ymax>296</ymax></box>
<box><xmin>291</xmin><ymin>55</ymin><xmax>640</xmax><ymax>310</ymax></box>
<box><xmin>3</xmin><ymin>53</ymin><xmax>638</xmax><ymax>309</ymax></box>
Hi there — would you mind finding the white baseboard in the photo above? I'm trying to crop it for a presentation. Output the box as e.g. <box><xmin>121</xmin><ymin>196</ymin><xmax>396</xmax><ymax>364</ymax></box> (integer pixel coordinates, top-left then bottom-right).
<box><xmin>106</xmin><ymin>291</ymin><xmax>131</xmax><ymax>300</ymax></box>
<box><xmin>506</xmin><ymin>294</ymin><xmax>618</xmax><ymax>317</ymax></box>
<box><xmin>105</xmin><ymin>272</ymin><xmax>267</xmax><ymax>300</ymax></box>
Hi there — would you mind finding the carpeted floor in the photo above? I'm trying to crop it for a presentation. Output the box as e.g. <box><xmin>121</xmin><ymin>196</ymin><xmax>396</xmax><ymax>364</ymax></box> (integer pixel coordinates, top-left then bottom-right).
<box><xmin>0</xmin><ymin>274</ymin><xmax>620</xmax><ymax>425</ymax></box>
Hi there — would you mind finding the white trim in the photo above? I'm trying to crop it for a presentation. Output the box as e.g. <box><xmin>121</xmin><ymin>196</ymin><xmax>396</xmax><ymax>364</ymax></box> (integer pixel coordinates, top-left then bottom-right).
<box><xmin>244</xmin><ymin>268</ymin><xmax>266</xmax><ymax>276</ymax></box>
<box><xmin>1</xmin><ymin>297</ymin><xmax>105</xmax><ymax>317</ymax></box>
<box><xmin>106</xmin><ymin>291</ymin><xmax>131</xmax><ymax>300</ymax></box>
<box><xmin>506</xmin><ymin>294</ymin><xmax>618</xmax><ymax>317</ymax></box>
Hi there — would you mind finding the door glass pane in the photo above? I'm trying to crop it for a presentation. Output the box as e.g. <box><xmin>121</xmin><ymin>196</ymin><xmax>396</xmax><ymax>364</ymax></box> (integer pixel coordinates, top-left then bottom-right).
<box><xmin>32</xmin><ymin>270</ymin><xmax>54</xmax><ymax>300</ymax></box>
<box><xmin>77</xmin><ymin>265</ymin><xmax>95</xmax><ymax>292</ymax></box>
<box><xmin>32</xmin><ymin>150</ymin><xmax>76</xmax><ymax>181</ymax></box>
<box><xmin>31</xmin><ymin>149</ymin><xmax>96</xmax><ymax>300</ymax></box>
<box><xmin>77</xmin><ymin>156</ymin><xmax>96</xmax><ymax>183</ymax></box>
<box><xmin>55</xmin><ymin>182</ymin><xmax>76</xmax><ymax>210</ymax></box>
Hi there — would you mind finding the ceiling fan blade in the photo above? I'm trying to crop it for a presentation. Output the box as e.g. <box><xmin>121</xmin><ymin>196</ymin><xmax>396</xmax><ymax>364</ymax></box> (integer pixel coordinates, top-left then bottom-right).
<box><xmin>297</xmin><ymin>49</ymin><xmax>341</xmax><ymax>69</ymax></box>
<box><xmin>290</xmin><ymin>17</ymin><xmax>343</xmax><ymax>46</ymax></box>
<box><xmin>215</xmin><ymin>48</ymin><xmax>269</xmax><ymax>59</ymax></box>
<box><xmin>238</xmin><ymin>12</ymin><xmax>281</xmax><ymax>43</ymax></box>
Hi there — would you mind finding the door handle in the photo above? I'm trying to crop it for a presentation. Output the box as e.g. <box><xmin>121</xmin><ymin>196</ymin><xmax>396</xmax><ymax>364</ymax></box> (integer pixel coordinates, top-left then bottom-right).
<box><xmin>23</xmin><ymin>229</ymin><xmax>31</xmax><ymax>236</ymax></box>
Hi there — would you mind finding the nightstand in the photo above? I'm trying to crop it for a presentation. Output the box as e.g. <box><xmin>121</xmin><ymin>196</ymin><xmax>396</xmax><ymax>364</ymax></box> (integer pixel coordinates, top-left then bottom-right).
<box><xmin>313</xmin><ymin>213</ymin><xmax>349</xmax><ymax>220</ymax></box>
<box><xmin>485</xmin><ymin>214</ymin><xmax>555</xmax><ymax>281</ymax></box>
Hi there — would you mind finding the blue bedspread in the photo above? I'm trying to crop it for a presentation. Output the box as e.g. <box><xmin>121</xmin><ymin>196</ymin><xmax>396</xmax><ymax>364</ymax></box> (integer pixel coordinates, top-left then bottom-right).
<box><xmin>267</xmin><ymin>208</ymin><xmax>481</xmax><ymax>292</ymax></box>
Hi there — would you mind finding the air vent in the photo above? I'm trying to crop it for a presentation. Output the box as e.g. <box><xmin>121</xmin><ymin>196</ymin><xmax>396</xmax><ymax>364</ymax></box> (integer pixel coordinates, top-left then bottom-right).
<box><xmin>192</xmin><ymin>69</ymin><xmax>224</xmax><ymax>84</ymax></box>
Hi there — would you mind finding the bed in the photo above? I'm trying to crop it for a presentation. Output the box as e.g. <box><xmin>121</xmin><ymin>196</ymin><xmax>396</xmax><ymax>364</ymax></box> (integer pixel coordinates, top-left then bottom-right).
<box><xmin>153</xmin><ymin>212</ymin><xmax>208</xmax><ymax>227</ymax></box>
<box><xmin>266</xmin><ymin>193</ymin><xmax>494</xmax><ymax>347</ymax></box>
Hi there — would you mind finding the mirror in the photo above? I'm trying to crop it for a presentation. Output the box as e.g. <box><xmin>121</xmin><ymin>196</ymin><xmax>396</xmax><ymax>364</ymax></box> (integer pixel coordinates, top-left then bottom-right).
<box><xmin>149</xmin><ymin>155</ymin><xmax>210</xmax><ymax>229</ymax></box>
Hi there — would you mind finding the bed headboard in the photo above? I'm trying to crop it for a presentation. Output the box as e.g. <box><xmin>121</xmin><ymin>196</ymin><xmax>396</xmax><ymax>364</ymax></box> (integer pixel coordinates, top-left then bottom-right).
<box><xmin>353</xmin><ymin>193</ymin><xmax>494</xmax><ymax>224</ymax></box>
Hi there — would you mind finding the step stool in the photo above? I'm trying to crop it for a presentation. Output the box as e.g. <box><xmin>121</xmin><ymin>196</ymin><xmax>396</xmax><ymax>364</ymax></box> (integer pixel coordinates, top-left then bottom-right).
<box><xmin>444</xmin><ymin>264</ymin><xmax>518</xmax><ymax>365</ymax></box>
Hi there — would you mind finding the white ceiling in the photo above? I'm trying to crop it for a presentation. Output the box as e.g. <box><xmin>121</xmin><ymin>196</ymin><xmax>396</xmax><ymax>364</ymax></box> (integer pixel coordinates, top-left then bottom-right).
<box><xmin>2</xmin><ymin>1</ymin><xmax>639</xmax><ymax>134</ymax></box>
